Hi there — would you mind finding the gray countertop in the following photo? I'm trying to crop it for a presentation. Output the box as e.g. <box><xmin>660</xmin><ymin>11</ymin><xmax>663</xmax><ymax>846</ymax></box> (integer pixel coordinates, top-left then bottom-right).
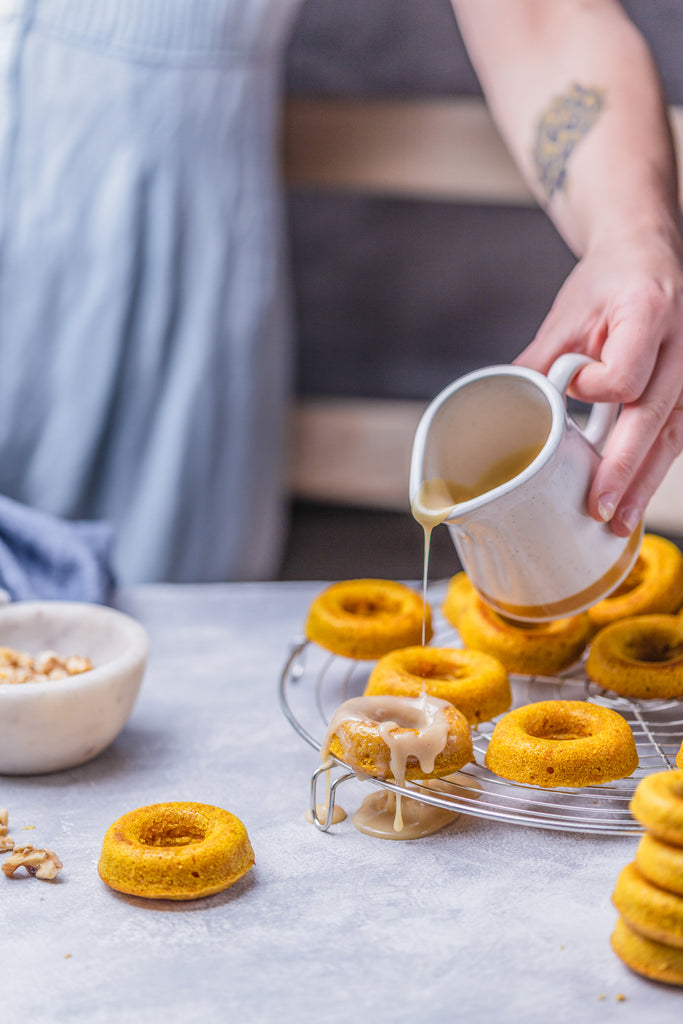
<box><xmin>2</xmin><ymin>582</ymin><xmax>681</xmax><ymax>1023</ymax></box>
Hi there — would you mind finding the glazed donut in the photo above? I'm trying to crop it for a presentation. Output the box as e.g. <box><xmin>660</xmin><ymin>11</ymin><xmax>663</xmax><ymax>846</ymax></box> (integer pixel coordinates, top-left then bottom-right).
<box><xmin>586</xmin><ymin>615</ymin><xmax>683</xmax><ymax>700</ymax></box>
<box><xmin>678</xmin><ymin>741</ymin><xmax>683</xmax><ymax>770</ymax></box>
<box><xmin>98</xmin><ymin>802</ymin><xmax>254</xmax><ymax>900</ymax></box>
<box><xmin>442</xmin><ymin>572</ymin><xmax>476</xmax><ymax>630</ymax></box>
<box><xmin>588</xmin><ymin>534</ymin><xmax>683</xmax><ymax>631</ymax></box>
<box><xmin>612</xmin><ymin>862</ymin><xmax>683</xmax><ymax>949</ymax></box>
<box><xmin>611</xmin><ymin>915</ymin><xmax>683</xmax><ymax>986</ymax></box>
<box><xmin>455</xmin><ymin>597</ymin><xmax>592</xmax><ymax>676</ymax></box>
<box><xmin>629</xmin><ymin>770</ymin><xmax>683</xmax><ymax>847</ymax></box>
<box><xmin>364</xmin><ymin>645</ymin><xmax>511</xmax><ymax>725</ymax></box>
<box><xmin>484</xmin><ymin>700</ymin><xmax>638</xmax><ymax>787</ymax></box>
<box><xmin>305</xmin><ymin>579</ymin><xmax>431</xmax><ymax>660</ymax></box>
<box><xmin>322</xmin><ymin>693</ymin><xmax>473</xmax><ymax>786</ymax></box>
<box><xmin>635</xmin><ymin>832</ymin><xmax>683</xmax><ymax>897</ymax></box>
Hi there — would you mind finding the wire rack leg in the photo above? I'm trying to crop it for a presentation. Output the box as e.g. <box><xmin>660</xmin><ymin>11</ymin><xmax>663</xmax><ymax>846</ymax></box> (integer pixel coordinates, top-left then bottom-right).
<box><xmin>310</xmin><ymin>763</ymin><xmax>355</xmax><ymax>832</ymax></box>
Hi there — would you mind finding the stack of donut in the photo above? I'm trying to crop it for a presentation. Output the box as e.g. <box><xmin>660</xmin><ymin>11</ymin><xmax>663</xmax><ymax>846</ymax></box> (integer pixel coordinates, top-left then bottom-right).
<box><xmin>611</xmin><ymin>770</ymin><xmax>683</xmax><ymax>985</ymax></box>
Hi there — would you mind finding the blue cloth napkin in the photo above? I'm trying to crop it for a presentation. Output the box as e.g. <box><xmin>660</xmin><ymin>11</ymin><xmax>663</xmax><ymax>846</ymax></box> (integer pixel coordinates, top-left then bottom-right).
<box><xmin>0</xmin><ymin>494</ymin><xmax>115</xmax><ymax>603</ymax></box>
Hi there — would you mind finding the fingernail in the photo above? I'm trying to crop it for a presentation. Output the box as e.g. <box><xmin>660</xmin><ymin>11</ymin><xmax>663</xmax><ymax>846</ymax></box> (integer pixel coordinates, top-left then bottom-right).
<box><xmin>620</xmin><ymin>506</ymin><xmax>642</xmax><ymax>534</ymax></box>
<box><xmin>597</xmin><ymin>493</ymin><xmax>617</xmax><ymax>521</ymax></box>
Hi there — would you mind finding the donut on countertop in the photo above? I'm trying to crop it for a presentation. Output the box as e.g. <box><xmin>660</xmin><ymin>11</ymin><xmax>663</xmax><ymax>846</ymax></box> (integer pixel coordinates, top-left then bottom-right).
<box><xmin>364</xmin><ymin>645</ymin><xmax>511</xmax><ymax>725</ymax></box>
<box><xmin>484</xmin><ymin>700</ymin><xmax>638</xmax><ymax>788</ymax></box>
<box><xmin>98</xmin><ymin>802</ymin><xmax>254</xmax><ymax>900</ymax></box>
<box><xmin>322</xmin><ymin>692</ymin><xmax>473</xmax><ymax>786</ymax></box>
<box><xmin>612</xmin><ymin>862</ymin><xmax>683</xmax><ymax>949</ymax></box>
<box><xmin>629</xmin><ymin>770</ymin><xmax>683</xmax><ymax>847</ymax></box>
<box><xmin>611</xmin><ymin>915</ymin><xmax>683</xmax><ymax>986</ymax></box>
<box><xmin>586</xmin><ymin>615</ymin><xmax>683</xmax><ymax>700</ymax></box>
<box><xmin>588</xmin><ymin>534</ymin><xmax>683</xmax><ymax>631</ymax></box>
<box><xmin>635</xmin><ymin>832</ymin><xmax>683</xmax><ymax>897</ymax></box>
<box><xmin>305</xmin><ymin>579</ymin><xmax>431</xmax><ymax>659</ymax></box>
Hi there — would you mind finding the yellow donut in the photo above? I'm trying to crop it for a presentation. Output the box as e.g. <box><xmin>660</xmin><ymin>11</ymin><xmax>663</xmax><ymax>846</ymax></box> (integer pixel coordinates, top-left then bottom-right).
<box><xmin>612</xmin><ymin>862</ymin><xmax>683</xmax><ymax>949</ymax></box>
<box><xmin>456</xmin><ymin>597</ymin><xmax>592</xmax><ymax>676</ymax></box>
<box><xmin>98</xmin><ymin>803</ymin><xmax>254</xmax><ymax>900</ymax></box>
<box><xmin>678</xmin><ymin>741</ymin><xmax>683</xmax><ymax>770</ymax></box>
<box><xmin>589</xmin><ymin>534</ymin><xmax>683</xmax><ymax>631</ymax></box>
<box><xmin>323</xmin><ymin>693</ymin><xmax>473</xmax><ymax>784</ymax></box>
<box><xmin>364</xmin><ymin>645</ymin><xmax>511</xmax><ymax>725</ymax></box>
<box><xmin>485</xmin><ymin>700</ymin><xmax>638</xmax><ymax>787</ymax></box>
<box><xmin>611</xmin><ymin>915</ymin><xmax>683</xmax><ymax>986</ymax></box>
<box><xmin>629</xmin><ymin>770</ymin><xmax>683</xmax><ymax>847</ymax></box>
<box><xmin>635</xmin><ymin>832</ymin><xmax>683</xmax><ymax>897</ymax></box>
<box><xmin>442</xmin><ymin>572</ymin><xmax>476</xmax><ymax>629</ymax></box>
<box><xmin>586</xmin><ymin>614</ymin><xmax>683</xmax><ymax>699</ymax></box>
<box><xmin>305</xmin><ymin>579</ymin><xmax>431</xmax><ymax>659</ymax></box>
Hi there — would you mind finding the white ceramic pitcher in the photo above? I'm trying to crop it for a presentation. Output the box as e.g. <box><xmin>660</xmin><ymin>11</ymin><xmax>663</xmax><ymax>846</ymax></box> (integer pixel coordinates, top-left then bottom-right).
<box><xmin>410</xmin><ymin>353</ymin><xmax>642</xmax><ymax>622</ymax></box>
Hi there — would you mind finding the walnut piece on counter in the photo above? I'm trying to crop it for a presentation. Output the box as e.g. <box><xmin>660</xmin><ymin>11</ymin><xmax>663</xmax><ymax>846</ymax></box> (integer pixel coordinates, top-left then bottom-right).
<box><xmin>0</xmin><ymin>809</ymin><xmax>14</xmax><ymax>852</ymax></box>
<box><xmin>0</xmin><ymin>647</ymin><xmax>93</xmax><ymax>685</ymax></box>
<box><xmin>2</xmin><ymin>845</ymin><xmax>62</xmax><ymax>880</ymax></box>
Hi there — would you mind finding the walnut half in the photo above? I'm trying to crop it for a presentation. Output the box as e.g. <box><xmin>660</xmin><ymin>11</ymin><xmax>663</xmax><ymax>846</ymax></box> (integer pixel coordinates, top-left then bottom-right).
<box><xmin>2</xmin><ymin>845</ymin><xmax>62</xmax><ymax>880</ymax></box>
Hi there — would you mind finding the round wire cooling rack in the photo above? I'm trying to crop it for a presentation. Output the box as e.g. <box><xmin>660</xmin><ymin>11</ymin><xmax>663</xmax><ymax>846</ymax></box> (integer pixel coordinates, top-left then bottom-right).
<box><xmin>279</xmin><ymin>582</ymin><xmax>683</xmax><ymax>835</ymax></box>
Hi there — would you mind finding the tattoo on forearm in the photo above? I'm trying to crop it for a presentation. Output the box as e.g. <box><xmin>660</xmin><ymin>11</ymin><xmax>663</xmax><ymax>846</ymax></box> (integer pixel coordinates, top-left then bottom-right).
<box><xmin>532</xmin><ymin>83</ymin><xmax>604</xmax><ymax>201</ymax></box>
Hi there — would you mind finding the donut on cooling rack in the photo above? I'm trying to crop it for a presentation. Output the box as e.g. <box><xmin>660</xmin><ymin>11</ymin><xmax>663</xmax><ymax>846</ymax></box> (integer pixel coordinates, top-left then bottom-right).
<box><xmin>446</xmin><ymin>585</ymin><xmax>592</xmax><ymax>676</ymax></box>
<box><xmin>363</xmin><ymin>645</ymin><xmax>511</xmax><ymax>725</ymax></box>
<box><xmin>612</xmin><ymin>861</ymin><xmax>683</xmax><ymax>949</ymax></box>
<box><xmin>635</xmin><ymin>832</ymin><xmax>683</xmax><ymax>897</ymax></box>
<box><xmin>588</xmin><ymin>533</ymin><xmax>683</xmax><ymax>631</ymax></box>
<box><xmin>629</xmin><ymin>769</ymin><xmax>683</xmax><ymax>847</ymax></box>
<box><xmin>98</xmin><ymin>802</ymin><xmax>254</xmax><ymax>900</ymax></box>
<box><xmin>305</xmin><ymin>579</ymin><xmax>431</xmax><ymax>660</ymax></box>
<box><xmin>611</xmin><ymin>915</ymin><xmax>683</xmax><ymax>986</ymax></box>
<box><xmin>322</xmin><ymin>693</ymin><xmax>473</xmax><ymax>786</ymax></box>
<box><xmin>484</xmin><ymin>700</ymin><xmax>638</xmax><ymax>788</ymax></box>
<box><xmin>585</xmin><ymin>614</ymin><xmax>683</xmax><ymax>700</ymax></box>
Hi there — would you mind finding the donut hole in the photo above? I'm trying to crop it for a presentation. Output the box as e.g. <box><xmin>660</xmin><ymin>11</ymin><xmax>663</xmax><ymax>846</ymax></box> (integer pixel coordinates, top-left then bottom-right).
<box><xmin>622</xmin><ymin>631</ymin><xmax>683</xmax><ymax>664</ymax></box>
<box><xmin>339</xmin><ymin>595</ymin><xmax>402</xmax><ymax>617</ymax></box>
<box><xmin>137</xmin><ymin>813</ymin><xmax>208</xmax><ymax>848</ymax></box>
<box><xmin>526</xmin><ymin>711</ymin><xmax>593</xmax><ymax>742</ymax></box>
<box><xmin>402</xmin><ymin>654</ymin><xmax>467</xmax><ymax>682</ymax></box>
<box><xmin>610</xmin><ymin>556</ymin><xmax>646</xmax><ymax>598</ymax></box>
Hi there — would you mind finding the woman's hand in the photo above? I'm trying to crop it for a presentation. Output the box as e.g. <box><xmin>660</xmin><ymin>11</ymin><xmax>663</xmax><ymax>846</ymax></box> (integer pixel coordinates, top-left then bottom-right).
<box><xmin>515</xmin><ymin>231</ymin><xmax>683</xmax><ymax>536</ymax></box>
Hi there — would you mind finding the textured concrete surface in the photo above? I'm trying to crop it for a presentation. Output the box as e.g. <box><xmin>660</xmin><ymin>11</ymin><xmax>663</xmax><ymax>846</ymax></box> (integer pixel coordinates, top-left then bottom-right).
<box><xmin>1</xmin><ymin>582</ymin><xmax>681</xmax><ymax>1023</ymax></box>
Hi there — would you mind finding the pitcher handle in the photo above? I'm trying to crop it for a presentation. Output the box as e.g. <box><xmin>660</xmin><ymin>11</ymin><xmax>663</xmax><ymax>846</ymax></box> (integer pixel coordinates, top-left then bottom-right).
<box><xmin>547</xmin><ymin>353</ymin><xmax>618</xmax><ymax>451</ymax></box>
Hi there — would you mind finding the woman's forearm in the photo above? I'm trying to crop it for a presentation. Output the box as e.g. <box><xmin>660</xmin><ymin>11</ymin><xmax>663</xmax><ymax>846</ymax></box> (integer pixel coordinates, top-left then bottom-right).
<box><xmin>451</xmin><ymin>0</ymin><xmax>683</xmax><ymax>538</ymax></box>
<box><xmin>451</xmin><ymin>0</ymin><xmax>680</xmax><ymax>258</ymax></box>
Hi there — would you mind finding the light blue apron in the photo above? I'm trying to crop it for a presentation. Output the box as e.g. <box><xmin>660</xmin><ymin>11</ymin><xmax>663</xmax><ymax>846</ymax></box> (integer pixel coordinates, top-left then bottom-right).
<box><xmin>0</xmin><ymin>0</ymin><xmax>301</xmax><ymax>583</ymax></box>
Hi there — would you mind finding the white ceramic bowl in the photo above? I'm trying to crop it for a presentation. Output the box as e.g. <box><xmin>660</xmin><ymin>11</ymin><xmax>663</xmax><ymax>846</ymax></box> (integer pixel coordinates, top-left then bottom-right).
<box><xmin>0</xmin><ymin>601</ymin><xmax>148</xmax><ymax>774</ymax></box>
